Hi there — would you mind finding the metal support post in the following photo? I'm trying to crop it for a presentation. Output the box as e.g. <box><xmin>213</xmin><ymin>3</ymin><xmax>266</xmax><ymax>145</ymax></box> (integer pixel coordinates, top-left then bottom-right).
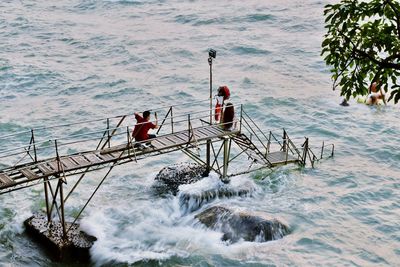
<box><xmin>222</xmin><ymin>137</ymin><xmax>230</xmax><ymax>183</ymax></box>
<box><xmin>239</xmin><ymin>104</ymin><xmax>243</xmax><ymax>133</ymax></box>
<box><xmin>302</xmin><ymin>138</ymin><xmax>309</xmax><ymax>166</ymax></box>
<box><xmin>55</xmin><ymin>140</ymin><xmax>60</xmax><ymax>172</ymax></box>
<box><xmin>171</xmin><ymin>107</ymin><xmax>174</xmax><ymax>133</ymax></box>
<box><xmin>47</xmin><ymin>182</ymin><xmax>62</xmax><ymax>224</ymax></box>
<box><xmin>126</xmin><ymin>126</ymin><xmax>130</xmax><ymax>157</ymax></box>
<box><xmin>157</xmin><ymin>107</ymin><xmax>171</xmax><ymax>135</ymax></box>
<box><xmin>267</xmin><ymin>131</ymin><xmax>272</xmax><ymax>155</ymax></box>
<box><xmin>205</xmin><ymin>140</ymin><xmax>211</xmax><ymax>176</ymax></box>
<box><xmin>31</xmin><ymin>129</ymin><xmax>37</xmax><ymax>162</ymax></box>
<box><xmin>43</xmin><ymin>177</ymin><xmax>51</xmax><ymax>222</ymax></box>
<box><xmin>283</xmin><ymin>129</ymin><xmax>287</xmax><ymax>152</ymax></box>
<box><xmin>107</xmin><ymin>118</ymin><xmax>111</xmax><ymax>148</ymax></box>
<box><xmin>59</xmin><ymin>179</ymin><xmax>67</xmax><ymax>239</ymax></box>
<box><xmin>188</xmin><ymin>114</ymin><xmax>191</xmax><ymax>142</ymax></box>
<box><xmin>100</xmin><ymin>115</ymin><xmax>127</xmax><ymax>150</ymax></box>
<box><xmin>321</xmin><ymin>141</ymin><xmax>324</xmax><ymax>159</ymax></box>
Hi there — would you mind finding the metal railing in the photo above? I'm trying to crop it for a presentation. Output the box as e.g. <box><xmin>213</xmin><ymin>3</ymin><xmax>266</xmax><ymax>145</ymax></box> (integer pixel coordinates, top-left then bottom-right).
<box><xmin>0</xmin><ymin>101</ymin><xmax>242</xmax><ymax>171</ymax></box>
<box><xmin>237</xmin><ymin>105</ymin><xmax>335</xmax><ymax>167</ymax></box>
<box><xmin>239</xmin><ymin>106</ymin><xmax>305</xmax><ymax>165</ymax></box>
<box><xmin>0</xmin><ymin>102</ymin><xmax>334</xmax><ymax>172</ymax></box>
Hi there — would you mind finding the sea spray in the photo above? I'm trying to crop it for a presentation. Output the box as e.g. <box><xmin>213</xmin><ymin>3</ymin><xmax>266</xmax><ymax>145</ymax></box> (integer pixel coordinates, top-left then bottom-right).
<box><xmin>83</xmin><ymin>200</ymin><xmax>225</xmax><ymax>265</ymax></box>
<box><xmin>178</xmin><ymin>174</ymin><xmax>257</xmax><ymax>214</ymax></box>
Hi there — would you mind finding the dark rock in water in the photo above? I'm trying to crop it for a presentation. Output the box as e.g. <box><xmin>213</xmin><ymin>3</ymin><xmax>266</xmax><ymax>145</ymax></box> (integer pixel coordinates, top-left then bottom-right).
<box><xmin>154</xmin><ymin>162</ymin><xmax>207</xmax><ymax>195</ymax></box>
<box><xmin>24</xmin><ymin>213</ymin><xmax>96</xmax><ymax>262</ymax></box>
<box><xmin>195</xmin><ymin>206</ymin><xmax>289</xmax><ymax>243</ymax></box>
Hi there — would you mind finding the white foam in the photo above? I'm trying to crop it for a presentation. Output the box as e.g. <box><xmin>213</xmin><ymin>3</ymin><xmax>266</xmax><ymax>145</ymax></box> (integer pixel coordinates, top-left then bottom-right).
<box><xmin>82</xmin><ymin>174</ymin><xmax>264</xmax><ymax>265</ymax></box>
<box><xmin>178</xmin><ymin>174</ymin><xmax>258</xmax><ymax>213</ymax></box>
<box><xmin>85</xmin><ymin>206</ymin><xmax>224</xmax><ymax>265</ymax></box>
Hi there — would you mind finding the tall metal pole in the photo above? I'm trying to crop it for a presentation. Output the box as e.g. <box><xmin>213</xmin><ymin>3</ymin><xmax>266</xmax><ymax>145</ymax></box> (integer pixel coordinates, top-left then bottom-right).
<box><xmin>206</xmin><ymin>51</ymin><xmax>215</xmax><ymax>176</ymax></box>
<box><xmin>208</xmin><ymin>56</ymin><xmax>213</xmax><ymax>124</ymax></box>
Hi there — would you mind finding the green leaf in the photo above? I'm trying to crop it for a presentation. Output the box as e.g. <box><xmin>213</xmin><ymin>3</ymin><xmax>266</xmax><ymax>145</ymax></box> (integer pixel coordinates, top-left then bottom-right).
<box><xmin>395</xmin><ymin>91</ymin><xmax>400</xmax><ymax>104</ymax></box>
<box><xmin>322</xmin><ymin>38</ymin><xmax>331</xmax><ymax>47</ymax></box>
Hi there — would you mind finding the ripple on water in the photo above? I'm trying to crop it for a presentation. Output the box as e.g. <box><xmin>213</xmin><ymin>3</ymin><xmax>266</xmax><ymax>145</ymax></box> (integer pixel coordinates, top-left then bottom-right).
<box><xmin>104</xmin><ymin>0</ymin><xmax>148</xmax><ymax>6</ymax></box>
<box><xmin>340</xmin><ymin>188</ymin><xmax>394</xmax><ymax>208</ymax></box>
<box><xmin>0</xmin><ymin>122</ymin><xmax>28</xmax><ymax>137</ymax></box>
<box><xmin>358</xmin><ymin>249</ymin><xmax>389</xmax><ymax>265</ymax></box>
<box><xmin>295</xmin><ymin>237</ymin><xmax>342</xmax><ymax>254</ymax></box>
<box><xmin>231</xmin><ymin>46</ymin><xmax>271</xmax><ymax>56</ymax></box>
<box><xmin>193</xmin><ymin>17</ymin><xmax>227</xmax><ymax>26</ymax></box>
<box><xmin>174</xmin><ymin>14</ymin><xmax>198</xmax><ymax>25</ymax></box>
<box><xmin>242</xmin><ymin>14</ymin><xmax>275</xmax><ymax>23</ymax></box>
<box><xmin>326</xmin><ymin>173</ymin><xmax>359</xmax><ymax>189</ymax></box>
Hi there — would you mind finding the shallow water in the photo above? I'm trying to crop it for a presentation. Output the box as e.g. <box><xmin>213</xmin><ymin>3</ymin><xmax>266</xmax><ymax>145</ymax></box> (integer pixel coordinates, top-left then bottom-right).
<box><xmin>1</xmin><ymin>0</ymin><xmax>400</xmax><ymax>266</ymax></box>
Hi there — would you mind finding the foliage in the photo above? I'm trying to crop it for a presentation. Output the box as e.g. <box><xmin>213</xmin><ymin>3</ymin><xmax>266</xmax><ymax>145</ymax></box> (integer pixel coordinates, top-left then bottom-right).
<box><xmin>322</xmin><ymin>0</ymin><xmax>400</xmax><ymax>103</ymax></box>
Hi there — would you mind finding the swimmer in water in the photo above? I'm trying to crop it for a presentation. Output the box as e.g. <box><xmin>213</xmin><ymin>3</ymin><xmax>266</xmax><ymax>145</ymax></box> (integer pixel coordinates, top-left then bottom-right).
<box><xmin>366</xmin><ymin>82</ymin><xmax>385</xmax><ymax>105</ymax></box>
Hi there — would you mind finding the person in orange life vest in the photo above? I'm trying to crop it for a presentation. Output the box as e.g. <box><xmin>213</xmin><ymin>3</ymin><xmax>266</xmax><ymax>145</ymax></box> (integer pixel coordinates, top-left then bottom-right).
<box><xmin>215</xmin><ymin>85</ymin><xmax>230</xmax><ymax>122</ymax></box>
<box><xmin>221</xmin><ymin>102</ymin><xmax>236</xmax><ymax>131</ymax></box>
<box><xmin>132</xmin><ymin>110</ymin><xmax>158</xmax><ymax>142</ymax></box>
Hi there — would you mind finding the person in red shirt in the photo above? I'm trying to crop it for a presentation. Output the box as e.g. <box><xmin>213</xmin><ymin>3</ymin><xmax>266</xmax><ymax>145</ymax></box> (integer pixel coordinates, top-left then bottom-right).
<box><xmin>132</xmin><ymin>110</ymin><xmax>158</xmax><ymax>143</ymax></box>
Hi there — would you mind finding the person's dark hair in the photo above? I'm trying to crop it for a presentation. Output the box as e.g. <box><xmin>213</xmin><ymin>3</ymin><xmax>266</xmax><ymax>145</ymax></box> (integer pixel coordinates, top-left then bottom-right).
<box><xmin>143</xmin><ymin>110</ymin><xmax>151</xmax><ymax>119</ymax></box>
<box><xmin>222</xmin><ymin>103</ymin><xmax>234</xmax><ymax>130</ymax></box>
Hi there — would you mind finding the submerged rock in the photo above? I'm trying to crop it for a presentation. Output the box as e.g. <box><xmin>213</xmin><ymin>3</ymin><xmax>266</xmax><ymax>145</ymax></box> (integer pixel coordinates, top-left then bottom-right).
<box><xmin>154</xmin><ymin>162</ymin><xmax>207</xmax><ymax>195</ymax></box>
<box><xmin>195</xmin><ymin>206</ymin><xmax>289</xmax><ymax>243</ymax></box>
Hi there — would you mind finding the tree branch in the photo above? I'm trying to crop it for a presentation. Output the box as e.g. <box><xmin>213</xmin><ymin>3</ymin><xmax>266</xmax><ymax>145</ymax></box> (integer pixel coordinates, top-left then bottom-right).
<box><xmin>338</xmin><ymin>30</ymin><xmax>400</xmax><ymax>70</ymax></box>
<box><xmin>385</xmin><ymin>0</ymin><xmax>400</xmax><ymax>40</ymax></box>
<box><xmin>332</xmin><ymin>52</ymin><xmax>356</xmax><ymax>90</ymax></box>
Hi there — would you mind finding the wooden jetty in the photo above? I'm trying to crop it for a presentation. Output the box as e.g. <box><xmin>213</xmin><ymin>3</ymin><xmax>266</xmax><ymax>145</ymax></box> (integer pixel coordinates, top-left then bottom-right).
<box><xmin>0</xmin><ymin>107</ymin><xmax>312</xmax><ymax>194</ymax></box>
<box><xmin>0</xmin><ymin>51</ymin><xmax>335</xmax><ymax>262</ymax></box>
<box><xmin>0</xmin><ymin>103</ymin><xmax>334</xmax><ymax>261</ymax></box>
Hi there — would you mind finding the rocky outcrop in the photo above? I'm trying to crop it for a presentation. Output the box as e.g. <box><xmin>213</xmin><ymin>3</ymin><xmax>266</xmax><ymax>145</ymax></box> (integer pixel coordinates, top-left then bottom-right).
<box><xmin>24</xmin><ymin>213</ymin><xmax>96</xmax><ymax>262</ymax></box>
<box><xmin>195</xmin><ymin>206</ymin><xmax>289</xmax><ymax>243</ymax></box>
<box><xmin>154</xmin><ymin>162</ymin><xmax>207</xmax><ymax>195</ymax></box>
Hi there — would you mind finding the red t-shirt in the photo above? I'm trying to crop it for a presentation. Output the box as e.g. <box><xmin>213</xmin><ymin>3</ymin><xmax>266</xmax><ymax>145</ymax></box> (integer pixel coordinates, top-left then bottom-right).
<box><xmin>132</xmin><ymin>114</ymin><xmax>156</xmax><ymax>141</ymax></box>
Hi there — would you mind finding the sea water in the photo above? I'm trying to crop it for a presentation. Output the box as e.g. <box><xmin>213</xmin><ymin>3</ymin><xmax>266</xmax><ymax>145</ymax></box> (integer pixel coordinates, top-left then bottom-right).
<box><xmin>1</xmin><ymin>0</ymin><xmax>399</xmax><ymax>266</ymax></box>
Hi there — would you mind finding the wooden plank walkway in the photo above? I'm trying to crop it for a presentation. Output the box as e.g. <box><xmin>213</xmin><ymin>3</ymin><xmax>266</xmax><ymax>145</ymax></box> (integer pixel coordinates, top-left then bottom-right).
<box><xmin>0</xmin><ymin>124</ymin><xmax>239</xmax><ymax>192</ymax></box>
<box><xmin>231</xmin><ymin>133</ymin><xmax>299</xmax><ymax>167</ymax></box>
<box><xmin>266</xmin><ymin>151</ymin><xmax>298</xmax><ymax>166</ymax></box>
<box><xmin>0</xmin><ymin>123</ymin><xmax>301</xmax><ymax>193</ymax></box>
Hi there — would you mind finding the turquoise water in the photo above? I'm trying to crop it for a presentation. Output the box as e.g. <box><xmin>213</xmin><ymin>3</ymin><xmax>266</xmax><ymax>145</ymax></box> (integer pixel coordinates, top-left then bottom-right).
<box><xmin>1</xmin><ymin>0</ymin><xmax>400</xmax><ymax>266</ymax></box>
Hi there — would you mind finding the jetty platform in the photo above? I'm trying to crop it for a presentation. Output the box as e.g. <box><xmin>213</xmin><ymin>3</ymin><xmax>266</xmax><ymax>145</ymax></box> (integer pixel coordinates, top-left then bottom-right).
<box><xmin>0</xmin><ymin>102</ymin><xmax>333</xmax><ymax>260</ymax></box>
